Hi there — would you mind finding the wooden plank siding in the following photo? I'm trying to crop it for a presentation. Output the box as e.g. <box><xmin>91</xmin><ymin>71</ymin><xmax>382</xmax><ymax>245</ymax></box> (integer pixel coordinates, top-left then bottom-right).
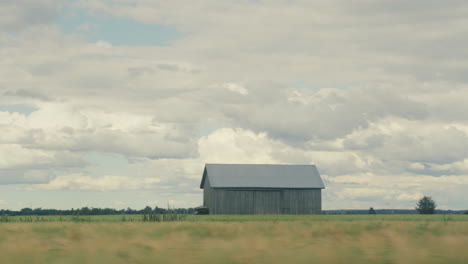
<box><xmin>280</xmin><ymin>189</ymin><xmax>321</xmax><ymax>214</ymax></box>
<box><xmin>203</xmin><ymin>177</ymin><xmax>213</xmax><ymax>208</ymax></box>
<box><xmin>204</xmin><ymin>186</ymin><xmax>322</xmax><ymax>214</ymax></box>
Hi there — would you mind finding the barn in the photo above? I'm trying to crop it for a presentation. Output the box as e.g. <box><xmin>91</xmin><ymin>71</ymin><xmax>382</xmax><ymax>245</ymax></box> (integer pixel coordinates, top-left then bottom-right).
<box><xmin>200</xmin><ymin>164</ymin><xmax>325</xmax><ymax>214</ymax></box>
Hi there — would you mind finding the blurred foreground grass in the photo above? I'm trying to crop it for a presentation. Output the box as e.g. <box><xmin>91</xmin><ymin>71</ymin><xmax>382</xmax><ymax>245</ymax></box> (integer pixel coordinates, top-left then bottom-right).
<box><xmin>1</xmin><ymin>216</ymin><xmax>468</xmax><ymax>263</ymax></box>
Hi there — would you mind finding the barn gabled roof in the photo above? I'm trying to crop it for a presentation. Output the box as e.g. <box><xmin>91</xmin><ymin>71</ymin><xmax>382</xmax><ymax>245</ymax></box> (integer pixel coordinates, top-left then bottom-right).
<box><xmin>200</xmin><ymin>164</ymin><xmax>325</xmax><ymax>189</ymax></box>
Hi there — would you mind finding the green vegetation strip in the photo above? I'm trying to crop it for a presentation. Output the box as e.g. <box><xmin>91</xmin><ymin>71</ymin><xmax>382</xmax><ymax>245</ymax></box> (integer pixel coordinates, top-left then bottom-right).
<box><xmin>1</xmin><ymin>214</ymin><xmax>468</xmax><ymax>223</ymax></box>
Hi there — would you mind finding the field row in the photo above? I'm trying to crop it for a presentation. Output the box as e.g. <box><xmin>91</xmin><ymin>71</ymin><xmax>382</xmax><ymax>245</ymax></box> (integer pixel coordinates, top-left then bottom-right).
<box><xmin>1</xmin><ymin>220</ymin><xmax>468</xmax><ymax>263</ymax></box>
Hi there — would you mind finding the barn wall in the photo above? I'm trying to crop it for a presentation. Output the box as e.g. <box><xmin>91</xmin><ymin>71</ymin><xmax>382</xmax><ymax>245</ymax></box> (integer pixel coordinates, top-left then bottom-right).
<box><xmin>203</xmin><ymin>177</ymin><xmax>214</xmax><ymax>211</ymax></box>
<box><xmin>281</xmin><ymin>189</ymin><xmax>321</xmax><ymax>214</ymax></box>
<box><xmin>205</xmin><ymin>188</ymin><xmax>322</xmax><ymax>214</ymax></box>
<box><xmin>212</xmin><ymin>190</ymin><xmax>281</xmax><ymax>214</ymax></box>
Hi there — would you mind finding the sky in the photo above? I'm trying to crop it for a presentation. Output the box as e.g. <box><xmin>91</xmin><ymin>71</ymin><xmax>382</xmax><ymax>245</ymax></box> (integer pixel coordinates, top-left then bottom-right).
<box><xmin>1</xmin><ymin>0</ymin><xmax>468</xmax><ymax>210</ymax></box>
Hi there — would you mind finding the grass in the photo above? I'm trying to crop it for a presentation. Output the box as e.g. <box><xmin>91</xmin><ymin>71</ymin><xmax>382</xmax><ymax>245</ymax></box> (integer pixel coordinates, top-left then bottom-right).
<box><xmin>188</xmin><ymin>214</ymin><xmax>468</xmax><ymax>222</ymax></box>
<box><xmin>1</xmin><ymin>215</ymin><xmax>468</xmax><ymax>263</ymax></box>
<box><xmin>2</xmin><ymin>213</ymin><xmax>468</xmax><ymax>222</ymax></box>
<box><xmin>0</xmin><ymin>215</ymin><xmax>144</xmax><ymax>222</ymax></box>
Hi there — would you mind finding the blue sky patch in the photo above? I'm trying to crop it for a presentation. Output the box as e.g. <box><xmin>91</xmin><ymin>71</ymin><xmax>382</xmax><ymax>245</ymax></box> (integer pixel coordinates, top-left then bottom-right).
<box><xmin>58</xmin><ymin>9</ymin><xmax>182</xmax><ymax>46</ymax></box>
<box><xmin>0</xmin><ymin>104</ymin><xmax>38</xmax><ymax>115</ymax></box>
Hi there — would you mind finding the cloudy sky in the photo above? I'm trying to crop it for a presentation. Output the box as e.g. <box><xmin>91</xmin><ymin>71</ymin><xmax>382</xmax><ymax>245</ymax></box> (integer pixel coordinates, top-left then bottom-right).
<box><xmin>1</xmin><ymin>0</ymin><xmax>468</xmax><ymax>210</ymax></box>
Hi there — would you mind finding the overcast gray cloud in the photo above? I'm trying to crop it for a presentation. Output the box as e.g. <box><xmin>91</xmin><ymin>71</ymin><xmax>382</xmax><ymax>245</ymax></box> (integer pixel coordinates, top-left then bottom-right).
<box><xmin>0</xmin><ymin>0</ymin><xmax>62</xmax><ymax>32</ymax></box>
<box><xmin>0</xmin><ymin>0</ymin><xmax>467</xmax><ymax>209</ymax></box>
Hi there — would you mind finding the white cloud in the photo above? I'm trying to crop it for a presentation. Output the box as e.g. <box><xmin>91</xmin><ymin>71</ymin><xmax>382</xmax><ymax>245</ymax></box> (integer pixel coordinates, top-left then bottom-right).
<box><xmin>198</xmin><ymin>128</ymin><xmax>279</xmax><ymax>164</ymax></box>
<box><xmin>409</xmin><ymin>162</ymin><xmax>425</xmax><ymax>170</ymax></box>
<box><xmin>222</xmin><ymin>83</ymin><xmax>248</xmax><ymax>95</ymax></box>
<box><xmin>0</xmin><ymin>144</ymin><xmax>83</xmax><ymax>169</ymax></box>
<box><xmin>1</xmin><ymin>103</ymin><xmax>196</xmax><ymax>158</ymax></box>
<box><xmin>429</xmin><ymin>159</ymin><xmax>468</xmax><ymax>174</ymax></box>
<box><xmin>1</xmin><ymin>0</ymin><xmax>468</xmax><ymax>209</ymax></box>
<box><xmin>345</xmin><ymin>118</ymin><xmax>468</xmax><ymax>165</ymax></box>
<box><xmin>324</xmin><ymin>173</ymin><xmax>375</xmax><ymax>185</ymax></box>
<box><xmin>30</xmin><ymin>174</ymin><xmax>160</xmax><ymax>191</ymax></box>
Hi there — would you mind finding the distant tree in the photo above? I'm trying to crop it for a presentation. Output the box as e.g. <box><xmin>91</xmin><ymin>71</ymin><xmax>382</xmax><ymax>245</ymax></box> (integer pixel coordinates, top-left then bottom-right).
<box><xmin>20</xmin><ymin>208</ymin><xmax>33</xmax><ymax>215</ymax></box>
<box><xmin>416</xmin><ymin>196</ymin><xmax>437</xmax><ymax>214</ymax></box>
<box><xmin>80</xmin><ymin>207</ymin><xmax>90</xmax><ymax>215</ymax></box>
<box><xmin>464</xmin><ymin>211</ymin><xmax>468</xmax><ymax>215</ymax></box>
<box><xmin>368</xmin><ymin>207</ymin><xmax>376</xmax><ymax>214</ymax></box>
<box><xmin>143</xmin><ymin>206</ymin><xmax>153</xmax><ymax>214</ymax></box>
<box><xmin>125</xmin><ymin>207</ymin><xmax>136</xmax><ymax>214</ymax></box>
<box><xmin>154</xmin><ymin>206</ymin><xmax>166</xmax><ymax>214</ymax></box>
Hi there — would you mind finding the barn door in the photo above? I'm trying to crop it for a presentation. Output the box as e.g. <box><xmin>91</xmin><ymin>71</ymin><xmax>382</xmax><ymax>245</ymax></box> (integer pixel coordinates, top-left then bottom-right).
<box><xmin>254</xmin><ymin>191</ymin><xmax>280</xmax><ymax>214</ymax></box>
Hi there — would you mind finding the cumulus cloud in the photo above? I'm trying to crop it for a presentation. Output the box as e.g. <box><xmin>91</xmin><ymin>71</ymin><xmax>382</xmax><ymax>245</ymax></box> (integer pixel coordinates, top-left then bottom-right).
<box><xmin>429</xmin><ymin>159</ymin><xmax>468</xmax><ymax>175</ymax></box>
<box><xmin>344</xmin><ymin>118</ymin><xmax>468</xmax><ymax>161</ymax></box>
<box><xmin>76</xmin><ymin>0</ymin><xmax>468</xmax><ymax>82</ymax></box>
<box><xmin>0</xmin><ymin>144</ymin><xmax>83</xmax><ymax>169</ymax></box>
<box><xmin>1</xmin><ymin>103</ymin><xmax>197</xmax><ymax>158</ymax></box>
<box><xmin>1</xmin><ymin>0</ymin><xmax>468</xmax><ymax>209</ymax></box>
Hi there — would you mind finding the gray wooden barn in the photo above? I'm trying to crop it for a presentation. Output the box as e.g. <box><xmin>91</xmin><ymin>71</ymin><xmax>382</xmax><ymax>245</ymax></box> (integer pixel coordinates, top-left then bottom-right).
<box><xmin>200</xmin><ymin>164</ymin><xmax>325</xmax><ymax>214</ymax></box>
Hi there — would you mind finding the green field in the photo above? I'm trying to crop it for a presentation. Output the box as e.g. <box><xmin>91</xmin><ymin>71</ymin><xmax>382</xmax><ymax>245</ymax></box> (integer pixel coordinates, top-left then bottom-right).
<box><xmin>1</xmin><ymin>215</ymin><xmax>468</xmax><ymax>263</ymax></box>
<box><xmin>2</xmin><ymin>214</ymin><xmax>468</xmax><ymax>222</ymax></box>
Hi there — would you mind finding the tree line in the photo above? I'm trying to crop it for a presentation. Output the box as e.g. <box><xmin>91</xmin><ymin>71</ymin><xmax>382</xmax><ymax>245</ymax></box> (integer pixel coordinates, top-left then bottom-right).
<box><xmin>0</xmin><ymin>206</ymin><xmax>194</xmax><ymax>216</ymax></box>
